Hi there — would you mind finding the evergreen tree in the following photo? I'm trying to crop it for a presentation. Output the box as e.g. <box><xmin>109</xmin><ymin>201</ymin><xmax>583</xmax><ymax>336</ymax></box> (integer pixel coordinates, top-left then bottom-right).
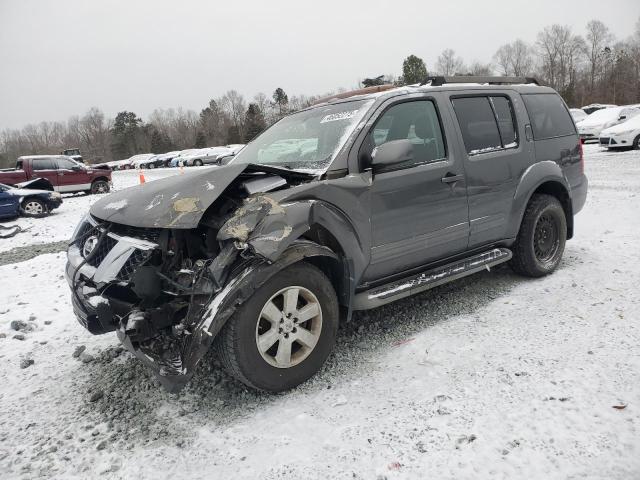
<box><xmin>110</xmin><ymin>111</ymin><xmax>142</xmax><ymax>158</ymax></box>
<box><xmin>150</xmin><ymin>129</ymin><xmax>163</xmax><ymax>153</ymax></box>
<box><xmin>244</xmin><ymin>103</ymin><xmax>267</xmax><ymax>142</ymax></box>
<box><xmin>272</xmin><ymin>87</ymin><xmax>289</xmax><ymax>116</ymax></box>
<box><xmin>401</xmin><ymin>55</ymin><xmax>428</xmax><ymax>85</ymax></box>
<box><xmin>194</xmin><ymin>130</ymin><xmax>207</xmax><ymax>148</ymax></box>
<box><xmin>226</xmin><ymin>125</ymin><xmax>241</xmax><ymax>144</ymax></box>
<box><xmin>200</xmin><ymin>99</ymin><xmax>223</xmax><ymax>144</ymax></box>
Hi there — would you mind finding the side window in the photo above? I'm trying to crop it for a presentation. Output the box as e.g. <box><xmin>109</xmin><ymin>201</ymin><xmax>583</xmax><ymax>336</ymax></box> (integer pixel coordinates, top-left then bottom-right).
<box><xmin>57</xmin><ymin>158</ymin><xmax>77</xmax><ymax>170</ymax></box>
<box><xmin>490</xmin><ymin>96</ymin><xmax>517</xmax><ymax>147</ymax></box>
<box><xmin>32</xmin><ymin>159</ymin><xmax>55</xmax><ymax>170</ymax></box>
<box><xmin>370</xmin><ymin>100</ymin><xmax>446</xmax><ymax>166</ymax></box>
<box><xmin>451</xmin><ymin>97</ymin><xmax>502</xmax><ymax>154</ymax></box>
<box><xmin>521</xmin><ymin>93</ymin><xmax>575</xmax><ymax>140</ymax></box>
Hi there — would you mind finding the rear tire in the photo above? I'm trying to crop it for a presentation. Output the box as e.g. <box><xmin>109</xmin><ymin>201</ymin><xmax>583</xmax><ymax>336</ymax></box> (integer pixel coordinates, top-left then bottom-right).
<box><xmin>21</xmin><ymin>198</ymin><xmax>48</xmax><ymax>217</ymax></box>
<box><xmin>216</xmin><ymin>262</ymin><xmax>339</xmax><ymax>392</ymax></box>
<box><xmin>193</xmin><ymin>159</ymin><xmax>203</xmax><ymax>167</ymax></box>
<box><xmin>91</xmin><ymin>180</ymin><xmax>110</xmax><ymax>194</ymax></box>
<box><xmin>511</xmin><ymin>194</ymin><xmax>567</xmax><ymax>277</ymax></box>
<box><xmin>633</xmin><ymin>134</ymin><xmax>640</xmax><ymax>150</ymax></box>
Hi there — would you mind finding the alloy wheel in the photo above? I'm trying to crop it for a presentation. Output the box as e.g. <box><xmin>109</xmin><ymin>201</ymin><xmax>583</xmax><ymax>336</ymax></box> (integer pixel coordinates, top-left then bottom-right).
<box><xmin>255</xmin><ymin>286</ymin><xmax>323</xmax><ymax>368</ymax></box>
<box><xmin>24</xmin><ymin>201</ymin><xmax>44</xmax><ymax>215</ymax></box>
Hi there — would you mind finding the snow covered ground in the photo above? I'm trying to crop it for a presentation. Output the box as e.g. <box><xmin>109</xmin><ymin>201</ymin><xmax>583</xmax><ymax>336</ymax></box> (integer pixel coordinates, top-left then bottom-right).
<box><xmin>0</xmin><ymin>145</ymin><xmax>639</xmax><ymax>479</ymax></box>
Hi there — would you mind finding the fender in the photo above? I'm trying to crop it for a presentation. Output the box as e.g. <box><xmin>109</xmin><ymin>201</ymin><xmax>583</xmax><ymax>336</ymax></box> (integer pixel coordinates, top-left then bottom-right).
<box><xmin>148</xmin><ymin>241</ymin><xmax>339</xmax><ymax>392</ymax></box>
<box><xmin>220</xmin><ymin>195</ymin><xmax>369</xmax><ymax>308</ymax></box>
<box><xmin>507</xmin><ymin>160</ymin><xmax>572</xmax><ymax>239</ymax></box>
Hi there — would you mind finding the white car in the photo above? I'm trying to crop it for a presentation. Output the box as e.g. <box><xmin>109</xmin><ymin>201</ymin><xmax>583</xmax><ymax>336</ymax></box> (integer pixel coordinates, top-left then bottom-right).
<box><xmin>570</xmin><ymin>108</ymin><xmax>587</xmax><ymax>123</ymax></box>
<box><xmin>184</xmin><ymin>147</ymin><xmax>232</xmax><ymax>166</ymax></box>
<box><xmin>576</xmin><ymin>106</ymin><xmax>640</xmax><ymax>142</ymax></box>
<box><xmin>581</xmin><ymin>103</ymin><xmax>617</xmax><ymax>115</ymax></box>
<box><xmin>129</xmin><ymin>153</ymin><xmax>156</xmax><ymax>169</ymax></box>
<box><xmin>599</xmin><ymin>114</ymin><xmax>640</xmax><ymax>149</ymax></box>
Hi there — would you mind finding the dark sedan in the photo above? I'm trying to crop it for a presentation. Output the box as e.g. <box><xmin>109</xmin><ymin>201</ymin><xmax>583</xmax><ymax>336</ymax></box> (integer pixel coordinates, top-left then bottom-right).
<box><xmin>0</xmin><ymin>183</ymin><xmax>63</xmax><ymax>218</ymax></box>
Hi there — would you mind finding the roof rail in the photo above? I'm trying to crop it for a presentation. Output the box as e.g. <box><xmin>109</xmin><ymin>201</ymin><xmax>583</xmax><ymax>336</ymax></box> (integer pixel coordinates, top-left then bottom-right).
<box><xmin>420</xmin><ymin>76</ymin><xmax>539</xmax><ymax>86</ymax></box>
<box><xmin>312</xmin><ymin>84</ymin><xmax>396</xmax><ymax>105</ymax></box>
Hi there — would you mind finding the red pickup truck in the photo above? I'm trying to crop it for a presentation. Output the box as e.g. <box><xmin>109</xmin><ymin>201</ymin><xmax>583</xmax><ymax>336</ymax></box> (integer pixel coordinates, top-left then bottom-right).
<box><xmin>0</xmin><ymin>155</ymin><xmax>112</xmax><ymax>194</ymax></box>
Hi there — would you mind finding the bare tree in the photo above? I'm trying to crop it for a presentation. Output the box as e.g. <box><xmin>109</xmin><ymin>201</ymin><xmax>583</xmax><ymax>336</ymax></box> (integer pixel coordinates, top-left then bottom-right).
<box><xmin>537</xmin><ymin>25</ymin><xmax>585</xmax><ymax>97</ymax></box>
<box><xmin>466</xmin><ymin>61</ymin><xmax>494</xmax><ymax>75</ymax></box>
<box><xmin>585</xmin><ymin>20</ymin><xmax>614</xmax><ymax>93</ymax></box>
<box><xmin>435</xmin><ymin>49</ymin><xmax>465</xmax><ymax>76</ymax></box>
<box><xmin>494</xmin><ymin>39</ymin><xmax>534</xmax><ymax>76</ymax></box>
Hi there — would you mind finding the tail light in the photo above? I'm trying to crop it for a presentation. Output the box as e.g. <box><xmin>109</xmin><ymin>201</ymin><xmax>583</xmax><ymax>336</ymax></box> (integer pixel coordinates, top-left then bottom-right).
<box><xmin>578</xmin><ymin>141</ymin><xmax>584</xmax><ymax>175</ymax></box>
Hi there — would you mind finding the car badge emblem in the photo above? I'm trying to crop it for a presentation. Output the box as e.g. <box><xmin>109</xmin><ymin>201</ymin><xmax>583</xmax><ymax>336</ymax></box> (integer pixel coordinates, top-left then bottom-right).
<box><xmin>83</xmin><ymin>235</ymin><xmax>99</xmax><ymax>258</ymax></box>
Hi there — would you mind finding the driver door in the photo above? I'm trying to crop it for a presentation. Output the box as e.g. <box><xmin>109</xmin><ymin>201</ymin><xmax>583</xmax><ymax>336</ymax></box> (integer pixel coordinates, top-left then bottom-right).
<box><xmin>56</xmin><ymin>157</ymin><xmax>89</xmax><ymax>192</ymax></box>
<box><xmin>362</xmin><ymin>98</ymin><xmax>470</xmax><ymax>282</ymax></box>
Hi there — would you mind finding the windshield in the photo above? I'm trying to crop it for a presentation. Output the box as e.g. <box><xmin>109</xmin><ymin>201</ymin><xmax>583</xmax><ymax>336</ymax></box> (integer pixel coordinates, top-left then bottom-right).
<box><xmin>233</xmin><ymin>99</ymin><xmax>373</xmax><ymax>172</ymax></box>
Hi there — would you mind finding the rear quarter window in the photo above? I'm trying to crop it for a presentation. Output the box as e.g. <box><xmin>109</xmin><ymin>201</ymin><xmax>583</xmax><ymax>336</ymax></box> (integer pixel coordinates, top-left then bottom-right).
<box><xmin>522</xmin><ymin>93</ymin><xmax>576</xmax><ymax>140</ymax></box>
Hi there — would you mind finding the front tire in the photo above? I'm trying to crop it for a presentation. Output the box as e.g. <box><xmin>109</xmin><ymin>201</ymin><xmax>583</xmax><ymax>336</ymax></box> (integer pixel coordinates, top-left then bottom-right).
<box><xmin>633</xmin><ymin>134</ymin><xmax>640</xmax><ymax>150</ymax></box>
<box><xmin>193</xmin><ymin>159</ymin><xmax>203</xmax><ymax>167</ymax></box>
<box><xmin>216</xmin><ymin>262</ymin><xmax>339</xmax><ymax>392</ymax></box>
<box><xmin>21</xmin><ymin>198</ymin><xmax>48</xmax><ymax>217</ymax></box>
<box><xmin>511</xmin><ymin>194</ymin><xmax>567</xmax><ymax>277</ymax></box>
<box><xmin>91</xmin><ymin>180</ymin><xmax>110</xmax><ymax>194</ymax></box>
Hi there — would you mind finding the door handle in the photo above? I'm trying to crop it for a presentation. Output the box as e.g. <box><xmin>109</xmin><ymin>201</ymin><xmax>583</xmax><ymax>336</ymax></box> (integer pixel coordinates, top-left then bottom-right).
<box><xmin>441</xmin><ymin>173</ymin><xmax>464</xmax><ymax>184</ymax></box>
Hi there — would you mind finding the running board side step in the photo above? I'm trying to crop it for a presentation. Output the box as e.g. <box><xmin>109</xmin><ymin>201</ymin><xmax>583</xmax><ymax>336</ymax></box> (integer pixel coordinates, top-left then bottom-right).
<box><xmin>352</xmin><ymin>248</ymin><xmax>512</xmax><ymax>310</ymax></box>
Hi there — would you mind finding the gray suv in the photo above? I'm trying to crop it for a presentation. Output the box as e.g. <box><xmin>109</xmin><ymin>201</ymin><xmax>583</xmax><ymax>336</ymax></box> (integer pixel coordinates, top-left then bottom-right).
<box><xmin>66</xmin><ymin>76</ymin><xmax>588</xmax><ymax>392</ymax></box>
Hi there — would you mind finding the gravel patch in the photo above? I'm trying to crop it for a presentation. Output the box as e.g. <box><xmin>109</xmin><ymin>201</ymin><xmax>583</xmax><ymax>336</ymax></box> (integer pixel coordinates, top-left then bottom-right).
<box><xmin>0</xmin><ymin>240</ymin><xmax>68</xmax><ymax>266</ymax></box>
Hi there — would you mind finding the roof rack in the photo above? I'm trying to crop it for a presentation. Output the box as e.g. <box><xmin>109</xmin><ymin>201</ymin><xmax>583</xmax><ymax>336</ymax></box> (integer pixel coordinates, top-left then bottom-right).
<box><xmin>312</xmin><ymin>84</ymin><xmax>396</xmax><ymax>105</ymax></box>
<box><xmin>420</xmin><ymin>76</ymin><xmax>539</xmax><ymax>86</ymax></box>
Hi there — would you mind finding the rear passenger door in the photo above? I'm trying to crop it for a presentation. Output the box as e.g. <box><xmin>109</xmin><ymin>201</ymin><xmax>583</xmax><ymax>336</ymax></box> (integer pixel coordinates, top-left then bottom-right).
<box><xmin>30</xmin><ymin>158</ymin><xmax>59</xmax><ymax>190</ymax></box>
<box><xmin>363</xmin><ymin>96</ymin><xmax>470</xmax><ymax>282</ymax></box>
<box><xmin>449</xmin><ymin>93</ymin><xmax>530</xmax><ymax>248</ymax></box>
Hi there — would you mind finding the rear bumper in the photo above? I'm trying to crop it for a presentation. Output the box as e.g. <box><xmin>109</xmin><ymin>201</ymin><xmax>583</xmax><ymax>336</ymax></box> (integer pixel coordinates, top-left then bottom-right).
<box><xmin>571</xmin><ymin>174</ymin><xmax>588</xmax><ymax>215</ymax></box>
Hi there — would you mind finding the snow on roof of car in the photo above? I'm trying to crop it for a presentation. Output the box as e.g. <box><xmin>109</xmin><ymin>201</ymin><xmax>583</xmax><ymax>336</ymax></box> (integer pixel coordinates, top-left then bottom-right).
<box><xmin>602</xmin><ymin>113</ymin><xmax>640</xmax><ymax>133</ymax></box>
<box><xmin>580</xmin><ymin>106</ymin><xmax>640</xmax><ymax>126</ymax></box>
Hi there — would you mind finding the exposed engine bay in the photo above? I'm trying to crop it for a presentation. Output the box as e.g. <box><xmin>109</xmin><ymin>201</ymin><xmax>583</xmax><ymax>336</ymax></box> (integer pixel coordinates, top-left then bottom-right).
<box><xmin>65</xmin><ymin>164</ymin><xmax>326</xmax><ymax>391</ymax></box>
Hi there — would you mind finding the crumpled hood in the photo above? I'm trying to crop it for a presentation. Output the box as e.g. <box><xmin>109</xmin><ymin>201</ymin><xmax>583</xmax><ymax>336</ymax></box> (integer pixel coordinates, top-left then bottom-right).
<box><xmin>90</xmin><ymin>163</ymin><xmax>247</xmax><ymax>229</ymax></box>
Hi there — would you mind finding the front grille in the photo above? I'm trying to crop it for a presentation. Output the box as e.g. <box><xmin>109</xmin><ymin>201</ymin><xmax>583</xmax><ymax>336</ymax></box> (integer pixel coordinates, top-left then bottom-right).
<box><xmin>86</xmin><ymin>235</ymin><xmax>117</xmax><ymax>267</ymax></box>
<box><xmin>118</xmin><ymin>249</ymin><xmax>152</xmax><ymax>281</ymax></box>
<box><xmin>600</xmin><ymin>137</ymin><xmax>610</xmax><ymax>145</ymax></box>
<box><xmin>106</xmin><ymin>222</ymin><xmax>162</xmax><ymax>243</ymax></box>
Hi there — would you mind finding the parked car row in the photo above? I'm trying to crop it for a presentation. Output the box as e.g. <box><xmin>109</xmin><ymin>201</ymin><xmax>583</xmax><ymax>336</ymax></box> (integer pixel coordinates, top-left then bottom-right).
<box><xmin>571</xmin><ymin>104</ymin><xmax>640</xmax><ymax>149</ymax></box>
<box><xmin>99</xmin><ymin>144</ymin><xmax>245</xmax><ymax>171</ymax></box>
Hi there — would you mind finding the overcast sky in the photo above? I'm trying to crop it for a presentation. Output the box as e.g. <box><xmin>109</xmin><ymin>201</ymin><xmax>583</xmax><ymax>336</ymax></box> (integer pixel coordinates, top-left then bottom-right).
<box><xmin>1</xmin><ymin>0</ymin><xmax>638</xmax><ymax>130</ymax></box>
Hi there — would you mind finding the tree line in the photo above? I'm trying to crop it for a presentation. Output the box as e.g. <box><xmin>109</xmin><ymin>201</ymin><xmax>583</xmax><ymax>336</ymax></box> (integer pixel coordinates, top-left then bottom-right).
<box><xmin>1</xmin><ymin>17</ymin><xmax>639</xmax><ymax>167</ymax></box>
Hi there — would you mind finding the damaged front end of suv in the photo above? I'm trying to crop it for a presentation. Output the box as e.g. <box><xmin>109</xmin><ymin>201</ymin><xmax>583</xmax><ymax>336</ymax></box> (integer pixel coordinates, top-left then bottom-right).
<box><xmin>65</xmin><ymin>163</ymin><xmax>342</xmax><ymax>392</ymax></box>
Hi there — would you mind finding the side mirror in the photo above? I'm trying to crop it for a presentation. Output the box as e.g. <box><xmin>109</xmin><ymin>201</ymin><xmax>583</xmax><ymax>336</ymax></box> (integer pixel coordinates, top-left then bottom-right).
<box><xmin>619</xmin><ymin>115</ymin><xmax>627</xmax><ymax>121</ymax></box>
<box><xmin>371</xmin><ymin>139</ymin><xmax>414</xmax><ymax>171</ymax></box>
<box><xmin>71</xmin><ymin>165</ymin><xmax>83</xmax><ymax>171</ymax></box>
